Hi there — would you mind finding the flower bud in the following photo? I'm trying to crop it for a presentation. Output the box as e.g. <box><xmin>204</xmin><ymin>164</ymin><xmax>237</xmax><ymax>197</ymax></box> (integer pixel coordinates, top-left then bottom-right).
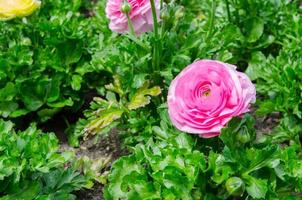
<box><xmin>160</xmin><ymin>7</ymin><xmax>169</xmax><ymax>20</ymax></box>
<box><xmin>120</xmin><ymin>1</ymin><xmax>131</xmax><ymax>14</ymax></box>
<box><xmin>21</xmin><ymin>37</ymin><xmax>32</xmax><ymax>46</ymax></box>
<box><xmin>236</xmin><ymin>126</ymin><xmax>251</xmax><ymax>144</ymax></box>
<box><xmin>225</xmin><ymin>177</ymin><xmax>245</xmax><ymax>196</ymax></box>
<box><xmin>175</xmin><ymin>7</ymin><xmax>184</xmax><ymax>19</ymax></box>
<box><xmin>238</xmin><ymin>9</ymin><xmax>246</xmax><ymax>16</ymax></box>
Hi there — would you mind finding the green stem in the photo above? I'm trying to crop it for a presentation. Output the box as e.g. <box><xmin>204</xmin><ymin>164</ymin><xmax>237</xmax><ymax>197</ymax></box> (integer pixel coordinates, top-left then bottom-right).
<box><xmin>161</xmin><ymin>18</ymin><xmax>166</xmax><ymax>38</ymax></box>
<box><xmin>63</xmin><ymin>116</ymin><xmax>70</xmax><ymax>128</ymax></box>
<box><xmin>160</xmin><ymin>0</ymin><xmax>163</xmax><ymax>9</ymax></box>
<box><xmin>150</xmin><ymin>0</ymin><xmax>160</xmax><ymax>71</ymax></box>
<box><xmin>207</xmin><ymin>0</ymin><xmax>216</xmax><ymax>40</ymax></box>
<box><xmin>150</xmin><ymin>0</ymin><xmax>159</xmax><ymax>36</ymax></box>
<box><xmin>126</xmin><ymin>13</ymin><xmax>136</xmax><ymax>37</ymax></box>
<box><xmin>276</xmin><ymin>187</ymin><xmax>301</xmax><ymax>197</ymax></box>
<box><xmin>125</xmin><ymin>14</ymin><xmax>136</xmax><ymax>77</ymax></box>
<box><xmin>225</xmin><ymin>0</ymin><xmax>231</xmax><ymax>22</ymax></box>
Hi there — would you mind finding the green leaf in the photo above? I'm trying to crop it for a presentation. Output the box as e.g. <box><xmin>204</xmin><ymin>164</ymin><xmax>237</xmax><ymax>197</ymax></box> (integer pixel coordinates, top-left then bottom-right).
<box><xmin>0</xmin><ymin>82</ymin><xmax>17</xmax><ymax>101</ymax></box>
<box><xmin>46</xmin><ymin>78</ymin><xmax>61</xmax><ymax>103</ymax></box>
<box><xmin>256</xmin><ymin>101</ymin><xmax>276</xmax><ymax>116</ymax></box>
<box><xmin>47</xmin><ymin>98</ymin><xmax>74</xmax><ymax>108</ymax></box>
<box><xmin>58</xmin><ymin>41</ymin><xmax>83</xmax><ymax>66</ymax></box>
<box><xmin>246</xmin><ymin>51</ymin><xmax>266</xmax><ymax>81</ymax></box>
<box><xmin>246</xmin><ymin>17</ymin><xmax>264</xmax><ymax>43</ymax></box>
<box><xmin>105</xmin><ymin>156</ymin><xmax>148</xmax><ymax>199</ymax></box>
<box><xmin>219</xmin><ymin>115</ymin><xmax>255</xmax><ymax>149</ymax></box>
<box><xmin>37</xmin><ymin>108</ymin><xmax>61</xmax><ymax>122</ymax></box>
<box><xmin>0</xmin><ymin>102</ymin><xmax>18</xmax><ymax>117</ymax></box>
<box><xmin>244</xmin><ymin>176</ymin><xmax>268</xmax><ymax>199</ymax></box>
<box><xmin>132</xmin><ymin>74</ymin><xmax>146</xmax><ymax>89</ymax></box>
<box><xmin>245</xmin><ymin>145</ymin><xmax>279</xmax><ymax>174</ymax></box>
<box><xmin>71</xmin><ymin>74</ymin><xmax>82</xmax><ymax>91</ymax></box>
<box><xmin>0</xmin><ymin>182</ymin><xmax>40</xmax><ymax>200</ymax></box>
<box><xmin>21</xmin><ymin>93</ymin><xmax>44</xmax><ymax>111</ymax></box>
<box><xmin>10</xmin><ymin>109</ymin><xmax>30</xmax><ymax>118</ymax></box>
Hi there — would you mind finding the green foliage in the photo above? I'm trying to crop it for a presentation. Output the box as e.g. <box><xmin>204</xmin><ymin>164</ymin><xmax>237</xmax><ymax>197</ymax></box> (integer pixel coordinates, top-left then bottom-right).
<box><xmin>0</xmin><ymin>119</ymin><xmax>102</xmax><ymax>199</ymax></box>
<box><xmin>248</xmin><ymin>39</ymin><xmax>302</xmax><ymax>118</ymax></box>
<box><xmin>0</xmin><ymin>0</ymin><xmax>108</xmax><ymax>120</ymax></box>
<box><xmin>105</xmin><ymin>113</ymin><xmax>302</xmax><ymax>199</ymax></box>
<box><xmin>65</xmin><ymin>0</ymin><xmax>302</xmax><ymax>198</ymax></box>
<box><xmin>104</xmin><ymin>110</ymin><xmax>206</xmax><ymax>199</ymax></box>
<box><xmin>2</xmin><ymin>0</ymin><xmax>302</xmax><ymax>199</ymax></box>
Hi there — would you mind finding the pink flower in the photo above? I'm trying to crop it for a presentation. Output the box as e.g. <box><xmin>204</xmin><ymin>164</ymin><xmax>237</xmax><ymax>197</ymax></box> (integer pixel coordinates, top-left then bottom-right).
<box><xmin>105</xmin><ymin>0</ymin><xmax>160</xmax><ymax>35</ymax></box>
<box><xmin>168</xmin><ymin>60</ymin><xmax>256</xmax><ymax>138</ymax></box>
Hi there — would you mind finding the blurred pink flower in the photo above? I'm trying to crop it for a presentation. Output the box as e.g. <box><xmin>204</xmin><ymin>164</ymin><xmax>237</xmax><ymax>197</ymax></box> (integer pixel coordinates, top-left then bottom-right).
<box><xmin>168</xmin><ymin>60</ymin><xmax>256</xmax><ymax>138</ymax></box>
<box><xmin>105</xmin><ymin>0</ymin><xmax>160</xmax><ymax>35</ymax></box>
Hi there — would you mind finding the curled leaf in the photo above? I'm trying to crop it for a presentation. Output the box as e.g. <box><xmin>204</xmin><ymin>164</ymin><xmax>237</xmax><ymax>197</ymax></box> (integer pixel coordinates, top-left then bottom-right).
<box><xmin>105</xmin><ymin>75</ymin><xmax>124</xmax><ymax>96</ymax></box>
<box><xmin>83</xmin><ymin>107</ymin><xmax>123</xmax><ymax>140</ymax></box>
<box><xmin>128</xmin><ymin>81</ymin><xmax>161</xmax><ymax>110</ymax></box>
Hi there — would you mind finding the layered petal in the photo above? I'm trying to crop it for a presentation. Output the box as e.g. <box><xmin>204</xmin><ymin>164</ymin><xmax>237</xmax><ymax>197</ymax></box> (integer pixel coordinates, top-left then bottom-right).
<box><xmin>0</xmin><ymin>0</ymin><xmax>41</xmax><ymax>20</ymax></box>
<box><xmin>168</xmin><ymin>60</ymin><xmax>256</xmax><ymax>137</ymax></box>
<box><xmin>105</xmin><ymin>0</ymin><xmax>160</xmax><ymax>35</ymax></box>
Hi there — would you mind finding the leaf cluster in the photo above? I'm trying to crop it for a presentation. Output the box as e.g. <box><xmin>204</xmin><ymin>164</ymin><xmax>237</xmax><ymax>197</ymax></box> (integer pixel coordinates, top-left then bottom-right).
<box><xmin>0</xmin><ymin>119</ymin><xmax>99</xmax><ymax>200</ymax></box>
<box><xmin>0</xmin><ymin>0</ymin><xmax>107</xmax><ymax>120</ymax></box>
<box><xmin>105</xmin><ymin>112</ymin><xmax>302</xmax><ymax>199</ymax></box>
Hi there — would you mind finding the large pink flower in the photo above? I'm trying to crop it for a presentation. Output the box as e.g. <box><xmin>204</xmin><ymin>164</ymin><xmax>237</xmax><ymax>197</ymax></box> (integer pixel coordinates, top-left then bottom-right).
<box><xmin>168</xmin><ymin>60</ymin><xmax>256</xmax><ymax>138</ymax></box>
<box><xmin>105</xmin><ymin>0</ymin><xmax>160</xmax><ymax>35</ymax></box>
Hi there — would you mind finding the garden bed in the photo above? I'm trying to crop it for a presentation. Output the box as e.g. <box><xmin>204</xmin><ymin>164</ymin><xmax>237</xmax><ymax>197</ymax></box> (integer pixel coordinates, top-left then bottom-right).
<box><xmin>1</xmin><ymin>0</ymin><xmax>302</xmax><ymax>199</ymax></box>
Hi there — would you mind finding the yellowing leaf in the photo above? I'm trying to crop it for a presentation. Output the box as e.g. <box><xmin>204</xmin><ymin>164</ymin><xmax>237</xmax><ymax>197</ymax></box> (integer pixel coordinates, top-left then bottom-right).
<box><xmin>127</xmin><ymin>82</ymin><xmax>161</xmax><ymax>110</ymax></box>
<box><xmin>83</xmin><ymin>108</ymin><xmax>123</xmax><ymax>140</ymax></box>
<box><xmin>0</xmin><ymin>0</ymin><xmax>41</xmax><ymax>20</ymax></box>
<box><xmin>105</xmin><ymin>75</ymin><xmax>124</xmax><ymax>96</ymax></box>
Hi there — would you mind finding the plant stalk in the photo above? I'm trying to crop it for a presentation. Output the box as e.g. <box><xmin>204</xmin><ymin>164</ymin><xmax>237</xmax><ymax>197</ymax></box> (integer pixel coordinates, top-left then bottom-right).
<box><xmin>225</xmin><ymin>0</ymin><xmax>231</xmax><ymax>22</ymax></box>
<box><xmin>207</xmin><ymin>0</ymin><xmax>216</xmax><ymax>40</ymax></box>
<box><xmin>126</xmin><ymin>13</ymin><xmax>136</xmax><ymax>37</ymax></box>
<box><xmin>150</xmin><ymin>0</ymin><xmax>160</xmax><ymax>71</ymax></box>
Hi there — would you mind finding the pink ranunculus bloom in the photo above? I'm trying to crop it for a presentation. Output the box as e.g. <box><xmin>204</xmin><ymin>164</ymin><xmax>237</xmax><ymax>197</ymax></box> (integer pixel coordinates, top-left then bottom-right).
<box><xmin>168</xmin><ymin>60</ymin><xmax>256</xmax><ymax>138</ymax></box>
<box><xmin>105</xmin><ymin>0</ymin><xmax>160</xmax><ymax>35</ymax></box>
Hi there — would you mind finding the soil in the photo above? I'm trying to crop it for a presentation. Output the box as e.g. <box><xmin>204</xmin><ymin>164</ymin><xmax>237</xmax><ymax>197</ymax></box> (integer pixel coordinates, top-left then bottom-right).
<box><xmin>38</xmin><ymin>92</ymin><xmax>128</xmax><ymax>200</ymax></box>
<box><xmin>254</xmin><ymin>112</ymin><xmax>280</xmax><ymax>134</ymax></box>
<box><xmin>73</xmin><ymin>129</ymin><xmax>127</xmax><ymax>200</ymax></box>
<box><xmin>58</xmin><ymin>128</ymin><xmax>127</xmax><ymax>200</ymax></box>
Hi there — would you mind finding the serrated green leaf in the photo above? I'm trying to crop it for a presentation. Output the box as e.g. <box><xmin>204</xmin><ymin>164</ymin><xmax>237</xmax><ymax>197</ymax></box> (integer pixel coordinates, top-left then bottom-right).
<box><xmin>0</xmin><ymin>182</ymin><xmax>40</xmax><ymax>200</ymax></box>
<box><xmin>71</xmin><ymin>74</ymin><xmax>82</xmax><ymax>91</ymax></box>
<box><xmin>244</xmin><ymin>176</ymin><xmax>268</xmax><ymax>199</ymax></box>
<box><xmin>246</xmin><ymin>17</ymin><xmax>264</xmax><ymax>43</ymax></box>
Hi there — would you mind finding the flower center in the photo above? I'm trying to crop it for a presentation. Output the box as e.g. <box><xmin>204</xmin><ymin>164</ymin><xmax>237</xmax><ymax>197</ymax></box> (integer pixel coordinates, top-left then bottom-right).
<box><xmin>203</xmin><ymin>89</ymin><xmax>211</xmax><ymax>97</ymax></box>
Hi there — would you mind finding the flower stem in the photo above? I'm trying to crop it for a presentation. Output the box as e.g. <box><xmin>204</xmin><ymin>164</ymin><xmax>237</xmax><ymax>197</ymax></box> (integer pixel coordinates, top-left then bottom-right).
<box><xmin>150</xmin><ymin>0</ymin><xmax>160</xmax><ymax>71</ymax></box>
<box><xmin>225</xmin><ymin>0</ymin><xmax>231</xmax><ymax>22</ymax></box>
<box><xmin>206</xmin><ymin>0</ymin><xmax>216</xmax><ymax>40</ymax></box>
<box><xmin>160</xmin><ymin>18</ymin><xmax>166</xmax><ymax>38</ymax></box>
<box><xmin>126</xmin><ymin>13</ymin><xmax>136</xmax><ymax>37</ymax></box>
<box><xmin>150</xmin><ymin>0</ymin><xmax>159</xmax><ymax>37</ymax></box>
